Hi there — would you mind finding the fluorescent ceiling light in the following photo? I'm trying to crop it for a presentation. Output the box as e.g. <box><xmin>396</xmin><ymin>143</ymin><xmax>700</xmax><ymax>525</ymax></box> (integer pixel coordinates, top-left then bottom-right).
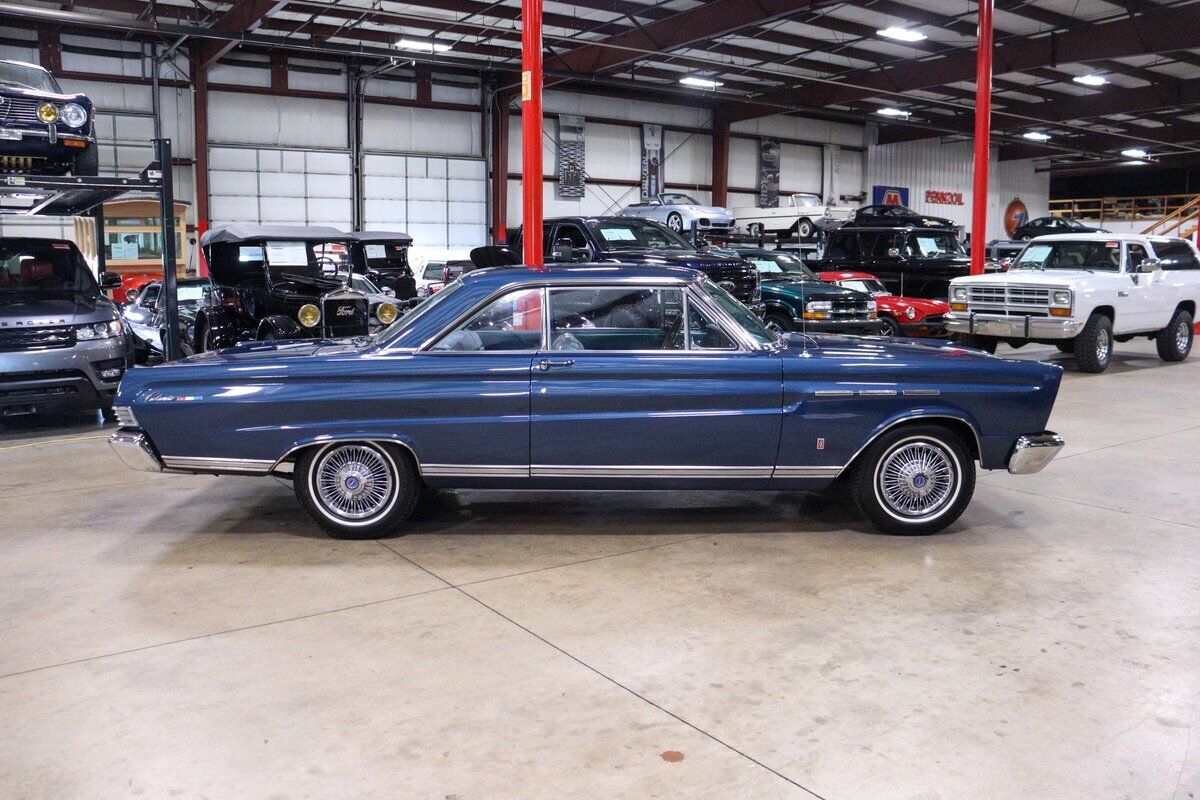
<box><xmin>396</xmin><ymin>38</ymin><xmax>451</xmax><ymax>53</ymax></box>
<box><xmin>1121</xmin><ymin>148</ymin><xmax>1149</xmax><ymax>159</ymax></box>
<box><xmin>680</xmin><ymin>76</ymin><xmax>723</xmax><ymax>89</ymax></box>
<box><xmin>877</xmin><ymin>26</ymin><xmax>927</xmax><ymax>42</ymax></box>
<box><xmin>877</xmin><ymin>107</ymin><xmax>911</xmax><ymax>118</ymax></box>
<box><xmin>1073</xmin><ymin>74</ymin><xmax>1107</xmax><ymax>87</ymax></box>
<box><xmin>1023</xmin><ymin>131</ymin><xmax>1051</xmax><ymax>141</ymax></box>
<box><xmin>1123</xmin><ymin>160</ymin><xmax>1149</xmax><ymax>166</ymax></box>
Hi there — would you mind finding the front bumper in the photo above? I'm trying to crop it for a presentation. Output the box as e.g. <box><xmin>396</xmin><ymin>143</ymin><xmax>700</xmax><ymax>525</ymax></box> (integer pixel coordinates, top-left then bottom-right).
<box><xmin>899</xmin><ymin>318</ymin><xmax>950</xmax><ymax>337</ymax></box>
<box><xmin>1007</xmin><ymin>432</ymin><xmax>1065</xmax><ymax>475</ymax></box>
<box><xmin>0</xmin><ymin>127</ymin><xmax>94</xmax><ymax>168</ymax></box>
<box><xmin>947</xmin><ymin>311</ymin><xmax>1085</xmax><ymax>340</ymax></box>
<box><xmin>109</xmin><ymin>430</ymin><xmax>165</xmax><ymax>472</ymax></box>
<box><xmin>0</xmin><ymin>336</ymin><xmax>131</xmax><ymax>414</ymax></box>
<box><xmin>797</xmin><ymin>317</ymin><xmax>886</xmax><ymax>335</ymax></box>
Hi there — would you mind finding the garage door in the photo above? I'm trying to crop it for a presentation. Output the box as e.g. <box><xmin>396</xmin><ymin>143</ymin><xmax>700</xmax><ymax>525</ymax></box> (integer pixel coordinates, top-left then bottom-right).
<box><xmin>363</xmin><ymin>154</ymin><xmax>486</xmax><ymax>248</ymax></box>
<box><xmin>209</xmin><ymin>146</ymin><xmax>352</xmax><ymax>229</ymax></box>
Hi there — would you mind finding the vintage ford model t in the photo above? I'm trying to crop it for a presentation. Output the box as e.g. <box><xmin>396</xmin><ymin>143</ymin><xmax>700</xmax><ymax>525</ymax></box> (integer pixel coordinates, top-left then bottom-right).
<box><xmin>193</xmin><ymin>225</ymin><xmax>398</xmax><ymax>352</ymax></box>
<box><xmin>350</xmin><ymin>230</ymin><xmax>417</xmax><ymax>302</ymax></box>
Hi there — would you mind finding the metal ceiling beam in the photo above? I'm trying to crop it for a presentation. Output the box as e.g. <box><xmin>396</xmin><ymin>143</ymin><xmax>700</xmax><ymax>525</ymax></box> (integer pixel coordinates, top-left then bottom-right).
<box><xmin>196</xmin><ymin>0</ymin><xmax>289</xmax><ymax>69</ymax></box>
<box><xmin>998</xmin><ymin>119</ymin><xmax>1200</xmax><ymax>161</ymax></box>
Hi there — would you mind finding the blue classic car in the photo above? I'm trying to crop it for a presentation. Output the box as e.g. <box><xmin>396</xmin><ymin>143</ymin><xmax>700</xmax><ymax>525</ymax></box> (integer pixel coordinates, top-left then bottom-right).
<box><xmin>109</xmin><ymin>264</ymin><xmax>1065</xmax><ymax>537</ymax></box>
<box><xmin>0</xmin><ymin>59</ymin><xmax>98</xmax><ymax>175</ymax></box>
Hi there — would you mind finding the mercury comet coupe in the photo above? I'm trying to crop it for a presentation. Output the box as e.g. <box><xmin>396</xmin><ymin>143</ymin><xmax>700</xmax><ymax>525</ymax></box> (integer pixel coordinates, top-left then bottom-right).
<box><xmin>109</xmin><ymin>265</ymin><xmax>1065</xmax><ymax>538</ymax></box>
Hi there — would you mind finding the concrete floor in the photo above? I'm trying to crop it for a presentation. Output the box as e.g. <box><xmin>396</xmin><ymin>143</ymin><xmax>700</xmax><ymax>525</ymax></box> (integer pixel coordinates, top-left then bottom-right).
<box><xmin>1</xmin><ymin>339</ymin><xmax>1198</xmax><ymax>799</ymax></box>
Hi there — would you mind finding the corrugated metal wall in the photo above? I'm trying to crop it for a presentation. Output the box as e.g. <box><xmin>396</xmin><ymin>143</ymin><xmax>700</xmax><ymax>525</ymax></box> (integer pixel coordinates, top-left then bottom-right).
<box><xmin>866</xmin><ymin>138</ymin><xmax>1050</xmax><ymax>238</ymax></box>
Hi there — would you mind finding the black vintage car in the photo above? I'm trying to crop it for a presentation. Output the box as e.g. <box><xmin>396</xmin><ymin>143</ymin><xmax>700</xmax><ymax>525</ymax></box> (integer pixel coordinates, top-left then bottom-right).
<box><xmin>510</xmin><ymin>216</ymin><xmax>764</xmax><ymax>315</ymax></box>
<box><xmin>193</xmin><ymin>225</ymin><xmax>398</xmax><ymax>351</ymax></box>
<box><xmin>350</xmin><ymin>230</ymin><xmax>417</xmax><ymax>301</ymax></box>
<box><xmin>0</xmin><ymin>59</ymin><xmax>98</xmax><ymax>175</ymax></box>
<box><xmin>1012</xmin><ymin>215</ymin><xmax>1108</xmax><ymax>240</ymax></box>
<box><xmin>852</xmin><ymin>204</ymin><xmax>955</xmax><ymax>230</ymax></box>
<box><xmin>815</xmin><ymin>224</ymin><xmax>971</xmax><ymax>300</ymax></box>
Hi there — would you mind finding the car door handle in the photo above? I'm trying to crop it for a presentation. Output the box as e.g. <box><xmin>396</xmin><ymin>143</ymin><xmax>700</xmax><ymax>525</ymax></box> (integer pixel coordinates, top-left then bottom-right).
<box><xmin>537</xmin><ymin>358</ymin><xmax>575</xmax><ymax>371</ymax></box>
<box><xmin>1118</xmin><ymin>291</ymin><xmax>1129</xmax><ymax>297</ymax></box>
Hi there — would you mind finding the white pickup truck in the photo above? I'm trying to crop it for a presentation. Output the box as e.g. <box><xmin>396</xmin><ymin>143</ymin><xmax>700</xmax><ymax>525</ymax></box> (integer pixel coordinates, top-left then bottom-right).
<box><xmin>946</xmin><ymin>233</ymin><xmax>1198</xmax><ymax>373</ymax></box>
<box><xmin>732</xmin><ymin>193</ymin><xmax>854</xmax><ymax>239</ymax></box>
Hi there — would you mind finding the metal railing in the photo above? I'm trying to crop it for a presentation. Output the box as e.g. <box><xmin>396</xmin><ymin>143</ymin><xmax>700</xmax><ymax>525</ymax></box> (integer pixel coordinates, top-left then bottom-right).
<box><xmin>1049</xmin><ymin>194</ymin><xmax>1198</xmax><ymax>224</ymax></box>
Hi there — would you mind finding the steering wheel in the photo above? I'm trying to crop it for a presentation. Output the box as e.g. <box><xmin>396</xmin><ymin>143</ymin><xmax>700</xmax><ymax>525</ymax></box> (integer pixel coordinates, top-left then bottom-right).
<box><xmin>316</xmin><ymin>255</ymin><xmax>339</xmax><ymax>278</ymax></box>
<box><xmin>661</xmin><ymin>314</ymin><xmax>685</xmax><ymax>350</ymax></box>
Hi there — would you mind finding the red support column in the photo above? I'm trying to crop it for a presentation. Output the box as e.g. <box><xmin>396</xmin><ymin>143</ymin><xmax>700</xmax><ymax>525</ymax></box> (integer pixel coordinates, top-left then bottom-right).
<box><xmin>520</xmin><ymin>0</ymin><xmax>544</xmax><ymax>268</ymax></box>
<box><xmin>192</xmin><ymin>54</ymin><xmax>211</xmax><ymax>277</ymax></box>
<box><xmin>711</xmin><ymin>110</ymin><xmax>730</xmax><ymax>208</ymax></box>
<box><xmin>970</xmin><ymin>0</ymin><xmax>994</xmax><ymax>276</ymax></box>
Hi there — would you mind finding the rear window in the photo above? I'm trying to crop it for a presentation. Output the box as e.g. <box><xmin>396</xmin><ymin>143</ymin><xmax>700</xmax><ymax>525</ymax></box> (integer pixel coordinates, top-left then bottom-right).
<box><xmin>1152</xmin><ymin>241</ymin><xmax>1200</xmax><ymax>270</ymax></box>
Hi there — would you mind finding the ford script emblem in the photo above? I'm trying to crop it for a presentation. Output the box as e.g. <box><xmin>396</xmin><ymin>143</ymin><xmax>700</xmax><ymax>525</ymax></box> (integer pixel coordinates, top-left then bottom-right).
<box><xmin>718</xmin><ymin>280</ymin><xmax>736</xmax><ymax>292</ymax></box>
<box><xmin>336</xmin><ymin>305</ymin><xmax>355</xmax><ymax>316</ymax></box>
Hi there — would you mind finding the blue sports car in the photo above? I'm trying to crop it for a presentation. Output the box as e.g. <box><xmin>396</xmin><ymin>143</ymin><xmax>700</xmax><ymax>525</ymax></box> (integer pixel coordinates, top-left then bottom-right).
<box><xmin>109</xmin><ymin>264</ymin><xmax>1065</xmax><ymax>537</ymax></box>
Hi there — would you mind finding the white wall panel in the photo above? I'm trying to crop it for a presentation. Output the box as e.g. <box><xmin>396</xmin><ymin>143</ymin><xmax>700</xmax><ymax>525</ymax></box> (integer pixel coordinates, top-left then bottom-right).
<box><xmin>363</xmin><ymin>105</ymin><xmax>480</xmax><ymax>157</ymax></box>
<box><xmin>209</xmin><ymin>91</ymin><xmax>347</xmax><ymax>149</ymax></box>
<box><xmin>209</xmin><ymin>146</ymin><xmax>352</xmax><ymax>229</ymax></box>
<box><xmin>779</xmin><ymin>143</ymin><xmax>823</xmax><ymax>194</ymax></box>
<box><xmin>363</xmin><ymin>154</ymin><xmax>486</xmax><ymax>248</ymax></box>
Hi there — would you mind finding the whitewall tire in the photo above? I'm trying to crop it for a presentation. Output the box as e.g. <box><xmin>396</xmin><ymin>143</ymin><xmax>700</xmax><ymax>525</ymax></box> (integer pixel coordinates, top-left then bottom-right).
<box><xmin>293</xmin><ymin>441</ymin><xmax>419</xmax><ymax>539</ymax></box>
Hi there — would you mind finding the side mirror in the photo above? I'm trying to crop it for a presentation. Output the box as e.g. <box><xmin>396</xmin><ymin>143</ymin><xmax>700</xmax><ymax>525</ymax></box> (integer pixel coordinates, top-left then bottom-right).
<box><xmin>887</xmin><ymin>248</ymin><xmax>906</xmax><ymax>259</ymax></box>
<box><xmin>382</xmin><ymin>287</ymin><xmax>396</xmax><ymax>297</ymax></box>
<box><xmin>124</xmin><ymin>287</ymin><xmax>139</xmax><ymax>302</ymax></box>
<box><xmin>999</xmin><ymin>257</ymin><xmax>1014</xmax><ymax>270</ymax></box>
<box><xmin>1137</xmin><ymin>258</ymin><xmax>1162</xmax><ymax>273</ymax></box>
<box><xmin>100</xmin><ymin>272</ymin><xmax>123</xmax><ymax>290</ymax></box>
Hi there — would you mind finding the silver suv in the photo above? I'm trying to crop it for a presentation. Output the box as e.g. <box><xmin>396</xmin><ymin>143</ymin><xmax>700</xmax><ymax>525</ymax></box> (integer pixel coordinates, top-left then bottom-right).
<box><xmin>0</xmin><ymin>237</ymin><xmax>133</xmax><ymax>419</ymax></box>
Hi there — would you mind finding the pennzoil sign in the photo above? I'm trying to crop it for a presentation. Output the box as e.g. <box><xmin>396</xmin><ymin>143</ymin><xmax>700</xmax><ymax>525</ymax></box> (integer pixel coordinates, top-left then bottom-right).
<box><xmin>924</xmin><ymin>190</ymin><xmax>965</xmax><ymax>205</ymax></box>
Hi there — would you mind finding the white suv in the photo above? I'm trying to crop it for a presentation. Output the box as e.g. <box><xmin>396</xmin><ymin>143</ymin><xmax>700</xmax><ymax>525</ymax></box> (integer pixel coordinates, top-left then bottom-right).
<box><xmin>947</xmin><ymin>233</ymin><xmax>1198</xmax><ymax>372</ymax></box>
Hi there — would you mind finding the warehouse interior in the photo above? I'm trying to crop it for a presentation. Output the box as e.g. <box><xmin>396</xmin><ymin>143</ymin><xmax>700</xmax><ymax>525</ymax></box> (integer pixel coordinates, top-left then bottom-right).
<box><xmin>1</xmin><ymin>0</ymin><xmax>1199</xmax><ymax>797</ymax></box>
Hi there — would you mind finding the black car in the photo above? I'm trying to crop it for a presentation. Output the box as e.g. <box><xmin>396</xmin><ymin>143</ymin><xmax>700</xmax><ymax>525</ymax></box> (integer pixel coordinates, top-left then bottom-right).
<box><xmin>193</xmin><ymin>225</ymin><xmax>398</xmax><ymax>351</ymax></box>
<box><xmin>816</xmin><ymin>225</ymin><xmax>971</xmax><ymax>300</ymax></box>
<box><xmin>852</xmin><ymin>204</ymin><xmax>955</xmax><ymax>230</ymax></box>
<box><xmin>0</xmin><ymin>59</ymin><xmax>98</xmax><ymax>176</ymax></box>
<box><xmin>732</xmin><ymin>248</ymin><xmax>882</xmax><ymax>335</ymax></box>
<box><xmin>350</xmin><ymin>230</ymin><xmax>417</xmax><ymax>301</ymax></box>
<box><xmin>121</xmin><ymin>277</ymin><xmax>209</xmax><ymax>362</ymax></box>
<box><xmin>510</xmin><ymin>216</ymin><xmax>763</xmax><ymax>315</ymax></box>
<box><xmin>1012</xmin><ymin>215</ymin><xmax>1107</xmax><ymax>240</ymax></box>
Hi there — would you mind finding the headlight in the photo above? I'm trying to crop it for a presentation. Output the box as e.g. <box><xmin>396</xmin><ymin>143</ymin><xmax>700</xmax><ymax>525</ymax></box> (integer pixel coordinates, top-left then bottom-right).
<box><xmin>951</xmin><ymin>286</ymin><xmax>968</xmax><ymax>302</ymax></box>
<box><xmin>60</xmin><ymin>103</ymin><xmax>88</xmax><ymax>128</ymax></box>
<box><xmin>375</xmin><ymin>302</ymin><xmax>398</xmax><ymax>325</ymax></box>
<box><xmin>803</xmin><ymin>300</ymin><xmax>832</xmax><ymax>320</ymax></box>
<box><xmin>75</xmin><ymin>319</ymin><xmax>122</xmax><ymax>340</ymax></box>
<box><xmin>1052</xmin><ymin>289</ymin><xmax>1072</xmax><ymax>306</ymax></box>
<box><xmin>298</xmin><ymin>303</ymin><xmax>321</xmax><ymax>328</ymax></box>
<box><xmin>37</xmin><ymin>102</ymin><xmax>58</xmax><ymax>123</ymax></box>
<box><xmin>904</xmin><ymin>306</ymin><xmax>916</xmax><ymax>320</ymax></box>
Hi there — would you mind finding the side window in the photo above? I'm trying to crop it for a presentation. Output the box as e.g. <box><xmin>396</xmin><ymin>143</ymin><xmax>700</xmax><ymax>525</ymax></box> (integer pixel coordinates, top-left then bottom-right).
<box><xmin>430</xmin><ymin>288</ymin><xmax>544</xmax><ymax>352</ymax></box>
<box><xmin>1127</xmin><ymin>244</ymin><xmax>1148</xmax><ymax>271</ymax></box>
<box><xmin>826</xmin><ymin>233</ymin><xmax>860</xmax><ymax>259</ymax></box>
<box><xmin>141</xmin><ymin>285</ymin><xmax>160</xmax><ymax>308</ymax></box>
<box><xmin>548</xmin><ymin>224</ymin><xmax>589</xmax><ymax>263</ymax></box>
<box><xmin>687</xmin><ymin>299</ymin><xmax>736</xmax><ymax>350</ymax></box>
<box><xmin>541</xmin><ymin>223</ymin><xmax>554</xmax><ymax>257</ymax></box>
<box><xmin>1152</xmin><ymin>242</ymin><xmax>1200</xmax><ymax>271</ymax></box>
<box><xmin>548</xmin><ymin>287</ymin><xmax>684</xmax><ymax>351</ymax></box>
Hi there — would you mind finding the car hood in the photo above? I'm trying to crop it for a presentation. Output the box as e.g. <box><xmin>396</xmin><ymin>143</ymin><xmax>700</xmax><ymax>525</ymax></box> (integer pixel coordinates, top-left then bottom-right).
<box><xmin>0</xmin><ymin>84</ymin><xmax>90</xmax><ymax>104</ymax></box>
<box><xmin>0</xmin><ymin>296</ymin><xmax>112</xmax><ymax>326</ymax></box>
<box><xmin>761</xmin><ymin>280</ymin><xmax>863</xmax><ymax>302</ymax></box>
<box><xmin>175</xmin><ymin>336</ymin><xmax>371</xmax><ymax>366</ymax></box>
<box><xmin>685</xmin><ymin>205</ymin><xmax>733</xmax><ymax>216</ymax></box>
<box><xmin>779</xmin><ymin>331</ymin><xmax>992</xmax><ymax>363</ymax></box>
<box><xmin>877</xmin><ymin>295</ymin><xmax>949</xmax><ymax>315</ymax></box>
<box><xmin>952</xmin><ymin>269</ymin><xmax>1098</xmax><ymax>287</ymax></box>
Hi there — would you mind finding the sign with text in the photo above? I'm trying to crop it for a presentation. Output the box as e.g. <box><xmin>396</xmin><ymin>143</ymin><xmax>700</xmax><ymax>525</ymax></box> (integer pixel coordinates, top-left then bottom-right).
<box><xmin>925</xmin><ymin>190</ymin><xmax>965</xmax><ymax>205</ymax></box>
<box><xmin>872</xmin><ymin>185</ymin><xmax>909</xmax><ymax>206</ymax></box>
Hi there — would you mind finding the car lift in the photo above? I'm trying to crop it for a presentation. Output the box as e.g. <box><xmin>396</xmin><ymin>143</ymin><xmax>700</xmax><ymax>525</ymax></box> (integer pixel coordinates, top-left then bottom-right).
<box><xmin>0</xmin><ymin>138</ymin><xmax>181</xmax><ymax>359</ymax></box>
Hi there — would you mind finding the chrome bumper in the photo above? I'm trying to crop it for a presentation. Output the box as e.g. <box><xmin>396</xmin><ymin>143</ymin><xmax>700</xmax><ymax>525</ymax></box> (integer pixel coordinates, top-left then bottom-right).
<box><xmin>947</xmin><ymin>312</ymin><xmax>1086</xmax><ymax>339</ymax></box>
<box><xmin>109</xmin><ymin>431</ymin><xmax>164</xmax><ymax>472</ymax></box>
<box><xmin>1007</xmin><ymin>432</ymin><xmax>1065</xmax><ymax>475</ymax></box>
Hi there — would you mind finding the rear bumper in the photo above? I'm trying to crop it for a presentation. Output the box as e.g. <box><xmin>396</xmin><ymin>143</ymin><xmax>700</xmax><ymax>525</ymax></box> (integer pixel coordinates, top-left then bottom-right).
<box><xmin>947</xmin><ymin>312</ymin><xmax>1085</xmax><ymax>339</ymax></box>
<box><xmin>1007</xmin><ymin>432</ymin><xmax>1065</xmax><ymax>475</ymax></box>
<box><xmin>109</xmin><ymin>430</ymin><xmax>165</xmax><ymax>472</ymax></box>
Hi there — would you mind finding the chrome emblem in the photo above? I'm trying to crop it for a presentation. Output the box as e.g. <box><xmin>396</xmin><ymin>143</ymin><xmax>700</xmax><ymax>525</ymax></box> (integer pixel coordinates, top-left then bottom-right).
<box><xmin>718</xmin><ymin>280</ymin><xmax>736</xmax><ymax>292</ymax></box>
<box><xmin>336</xmin><ymin>305</ymin><xmax>355</xmax><ymax>316</ymax></box>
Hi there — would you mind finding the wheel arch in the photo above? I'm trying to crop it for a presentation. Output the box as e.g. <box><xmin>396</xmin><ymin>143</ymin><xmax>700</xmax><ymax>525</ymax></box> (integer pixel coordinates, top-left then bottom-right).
<box><xmin>1176</xmin><ymin>299</ymin><xmax>1196</xmax><ymax>318</ymax></box>
<box><xmin>1089</xmin><ymin>304</ymin><xmax>1116</xmax><ymax>323</ymax></box>
<box><xmin>271</xmin><ymin>434</ymin><xmax>422</xmax><ymax>477</ymax></box>
<box><xmin>838</xmin><ymin>413</ymin><xmax>982</xmax><ymax>478</ymax></box>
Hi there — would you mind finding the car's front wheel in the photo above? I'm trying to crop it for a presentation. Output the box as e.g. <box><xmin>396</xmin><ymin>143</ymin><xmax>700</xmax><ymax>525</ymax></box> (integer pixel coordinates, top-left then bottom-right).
<box><xmin>293</xmin><ymin>441</ymin><xmax>419</xmax><ymax>539</ymax></box>
<box><xmin>1074</xmin><ymin>312</ymin><xmax>1113</xmax><ymax>373</ymax></box>
<box><xmin>878</xmin><ymin>315</ymin><xmax>903</xmax><ymax>336</ymax></box>
<box><xmin>849</xmin><ymin>423</ymin><xmax>976</xmax><ymax>535</ymax></box>
<box><xmin>1155</xmin><ymin>307</ymin><xmax>1193</xmax><ymax>362</ymax></box>
<box><xmin>72</xmin><ymin>142</ymin><xmax>99</xmax><ymax>176</ymax></box>
<box><xmin>795</xmin><ymin>218</ymin><xmax>814</xmax><ymax>239</ymax></box>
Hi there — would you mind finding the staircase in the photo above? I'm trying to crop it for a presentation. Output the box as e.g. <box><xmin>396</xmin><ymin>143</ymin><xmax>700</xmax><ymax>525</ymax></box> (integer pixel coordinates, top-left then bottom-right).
<box><xmin>1141</xmin><ymin>194</ymin><xmax>1199</xmax><ymax>240</ymax></box>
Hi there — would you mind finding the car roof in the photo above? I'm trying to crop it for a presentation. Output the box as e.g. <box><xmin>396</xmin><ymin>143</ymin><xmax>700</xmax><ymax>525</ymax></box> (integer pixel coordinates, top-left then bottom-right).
<box><xmin>460</xmin><ymin>263</ymin><xmax>703</xmax><ymax>288</ymax></box>
<box><xmin>350</xmin><ymin>230</ymin><xmax>413</xmax><ymax>244</ymax></box>
<box><xmin>0</xmin><ymin>59</ymin><xmax>50</xmax><ymax>73</ymax></box>
<box><xmin>819</xmin><ymin>271</ymin><xmax>876</xmax><ymax>280</ymax></box>
<box><xmin>200</xmin><ymin>224</ymin><xmax>351</xmax><ymax>246</ymax></box>
<box><xmin>1028</xmin><ymin>232</ymin><xmax>1184</xmax><ymax>243</ymax></box>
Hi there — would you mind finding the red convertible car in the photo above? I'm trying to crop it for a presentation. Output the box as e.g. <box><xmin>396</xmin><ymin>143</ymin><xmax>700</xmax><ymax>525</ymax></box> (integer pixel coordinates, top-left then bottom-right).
<box><xmin>819</xmin><ymin>271</ymin><xmax>950</xmax><ymax>337</ymax></box>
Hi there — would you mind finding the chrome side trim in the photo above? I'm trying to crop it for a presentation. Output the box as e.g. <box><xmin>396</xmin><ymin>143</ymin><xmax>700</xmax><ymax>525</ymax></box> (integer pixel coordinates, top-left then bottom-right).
<box><xmin>160</xmin><ymin>455</ymin><xmax>274</xmax><ymax>473</ymax></box>
<box><xmin>858</xmin><ymin>389</ymin><xmax>897</xmax><ymax>396</ymax></box>
<box><xmin>109</xmin><ymin>432</ymin><xmax>163</xmax><ymax>473</ymax></box>
<box><xmin>771</xmin><ymin>465</ymin><xmax>842</xmax><ymax>479</ymax></box>
<box><xmin>530</xmin><ymin>465</ymin><xmax>774</xmax><ymax>478</ymax></box>
<box><xmin>902</xmin><ymin>389</ymin><xmax>941</xmax><ymax>397</ymax></box>
<box><xmin>270</xmin><ymin>438</ymin><xmax>424</xmax><ymax>478</ymax></box>
<box><xmin>423</xmin><ymin>463</ymin><xmax>529</xmax><ymax>477</ymax></box>
<box><xmin>814</xmin><ymin>389</ymin><xmax>854</xmax><ymax>397</ymax></box>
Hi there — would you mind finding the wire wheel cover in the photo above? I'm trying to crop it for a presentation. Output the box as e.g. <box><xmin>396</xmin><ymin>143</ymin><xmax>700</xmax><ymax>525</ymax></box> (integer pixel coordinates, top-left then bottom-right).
<box><xmin>876</xmin><ymin>439</ymin><xmax>957</xmax><ymax>519</ymax></box>
<box><xmin>315</xmin><ymin>445</ymin><xmax>395</xmax><ymax>520</ymax></box>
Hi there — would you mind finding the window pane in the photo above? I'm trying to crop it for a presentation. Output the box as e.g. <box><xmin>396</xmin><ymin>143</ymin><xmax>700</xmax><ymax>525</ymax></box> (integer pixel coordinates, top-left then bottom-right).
<box><xmin>1153</xmin><ymin>242</ymin><xmax>1200</xmax><ymax>270</ymax></box>
<box><xmin>431</xmin><ymin>288</ymin><xmax>544</xmax><ymax>351</ymax></box>
<box><xmin>548</xmin><ymin>287</ymin><xmax>684</xmax><ymax>351</ymax></box>
<box><xmin>688</xmin><ymin>300</ymin><xmax>736</xmax><ymax>350</ymax></box>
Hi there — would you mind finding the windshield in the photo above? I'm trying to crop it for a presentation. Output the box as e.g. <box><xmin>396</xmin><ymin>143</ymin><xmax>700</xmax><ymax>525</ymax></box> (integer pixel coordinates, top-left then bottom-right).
<box><xmin>1014</xmin><ymin>241</ymin><xmax>1121</xmax><ymax>272</ymax></box>
<box><xmin>375</xmin><ymin>278</ymin><xmax>464</xmax><ymax>341</ymax></box>
<box><xmin>176</xmin><ymin>284</ymin><xmax>206</xmax><ymax>304</ymax></box>
<box><xmin>0</xmin><ymin>239</ymin><xmax>98</xmax><ymax>298</ymax></box>
<box><xmin>660</xmin><ymin>193</ymin><xmax>700</xmax><ymax>206</ymax></box>
<box><xmin>906</xmin><ymin>233</ymin><xmax>962</xmax><ymax>257</ymax></box>
<box><xmin>423</xmin><ymin>262</ymin><xmax>464</xmax><ymax>281</ymax></box>
<box><xmin>794</xmin><ymin>194</ymin><xmax>822</xmax><ymax>206</ymax></box>
<box><xmin>0</xmin><ymin>61</ymin><xmax>59</xmax><ymax>93</ymax></box>
<box><xmin>742</xmin><ymin>252</ymin><xmax>819</xmax><ymax>280</ymax></box>
<box><xmin>260</xmin><ymin>240</ymin><xmax>354</xmax><ymax>285</ymax></box>
<box><xmin>701</xmin><ymin>281</ymin><xmax>779</xmax><ymax>347</ymax></box>
<box><xmin>840</xmin><ymin>278</ymin><xmax>888</xmax><ymax>295</ymax></box>
<box><xmin>586</xmin><ymin>219</ymin><xmax>693</xmax><ymax>251</ymax></box>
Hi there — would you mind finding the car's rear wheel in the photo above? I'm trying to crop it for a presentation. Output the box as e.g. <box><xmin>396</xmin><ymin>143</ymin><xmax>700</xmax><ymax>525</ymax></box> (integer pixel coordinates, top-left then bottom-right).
<box><xmin>1155</xmin><ymin>308</ymin><xmax>1193</xmax><ymax>362</ymax></box>
<box><xmin>747</xmin><ymin>223</ymin><xmax>764</xmax><ymax>237</ymax></box>
<box><xmin>795</xmin><ymin>218</ymin><xmax>814</xmax><ymax>239</ymax></box>
<box><xmin>1074</xmin><ymin>312</ymin><xmax>1113</xmax><ymax>373</ymax></box>
<box><xmin>666</xmin><ymin>212</ymin><xmax>684</xmax><ymax>233</ymax></box>
<box><xmin>293</xmin><ymin>441</ymin><xmax>419</xmax><ymax>539</ymax></box>
<box><xmin>849</xmin><ymin>423</ymin><xmax>975</xmax><ymax>535</ymax></box>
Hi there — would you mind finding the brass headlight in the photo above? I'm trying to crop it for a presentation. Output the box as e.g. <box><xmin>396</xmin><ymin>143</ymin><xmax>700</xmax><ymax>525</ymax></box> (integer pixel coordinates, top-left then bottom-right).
<box><xmin>37</xmin><ymin>102</ymin><xmax>58</xmax><ymax>123</ymax></box>
<box><xmin>298</xmin><ymin>303</ymin><xmax>321</xmax><ymax>328</ymax></box>
<box><xmin>375</xmin><ymin>302</ymin><xmax>398</xmax><ymax>325</ymax></box>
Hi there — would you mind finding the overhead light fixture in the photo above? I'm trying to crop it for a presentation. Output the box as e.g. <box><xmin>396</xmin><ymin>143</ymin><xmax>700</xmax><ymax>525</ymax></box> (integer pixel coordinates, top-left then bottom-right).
<box><xmin>1123</xmin><ymin>160</ymin><xmax>1149</xmax><ymax>166</ymax></box>
<box><xmin>1121</xmin><ymin>147</ymin><xmax>1149</xmax><ymax>160</ymax></box>
<box><xmin>680</xmin><ymin>76</ymin><xmax>723</xmax><ymax>89</ymax></box>
<box><xmin>1073</xmin><ymin>74</ymin><xmax>1107</xmax><ymax>87</ymax></box>
<box><xmin>395</xmin><ymin>38</ymin><xmax>451</xmax><ymax>53</ymax></box>
<box><xmin>877</xmin><ymin>107</ymin><xmax>911</xmax><ymax>118</ymax></box>
<box><xmin>1023</xmin><ymin>131</ymin><xmax>1052</xmax><ymax>142</ymax></box>
<box><xmin>877</xmin><ymin>26</ymin><xmax>927</xmax><ymax>42</ymax></box>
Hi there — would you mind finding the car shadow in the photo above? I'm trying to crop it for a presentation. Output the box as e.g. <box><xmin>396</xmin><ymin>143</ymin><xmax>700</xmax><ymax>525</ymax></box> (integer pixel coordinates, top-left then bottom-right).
<box><xmin>0</xmin><ymin>410</ymin><xmax>111</xmax><ymax>442</ymax></box>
